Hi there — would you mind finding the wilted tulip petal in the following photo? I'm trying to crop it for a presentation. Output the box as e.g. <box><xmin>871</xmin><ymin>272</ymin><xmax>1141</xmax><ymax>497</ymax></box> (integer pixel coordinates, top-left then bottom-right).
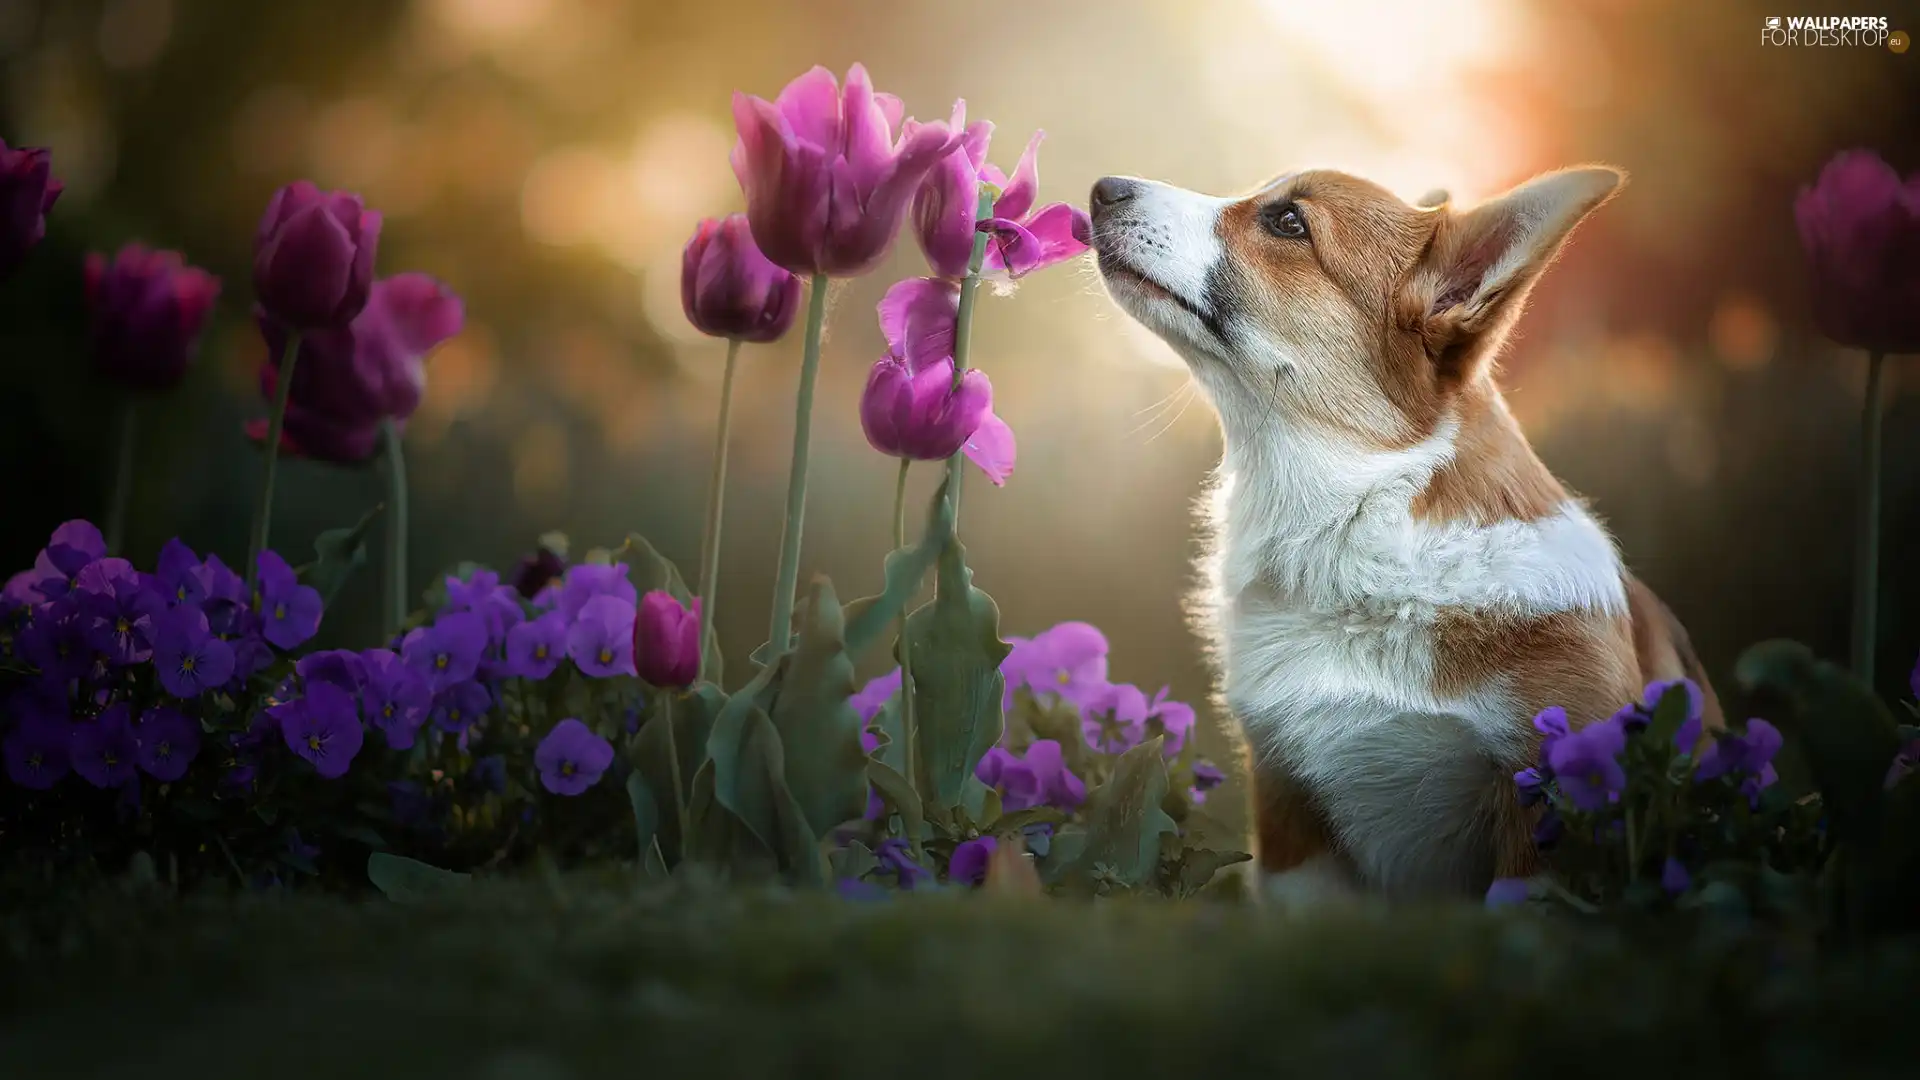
<box><xmin>254</xmin><ymin>181</ymin><xmax>383</xmax><ymax>331</ymax></box>
<box><xmin>85</xmin><ymin>245</ymin><xmax>222</xmax><ymax>393</ymax></box>
<box><xmin>961</xmin><ymin>410</ymin><xmax>1017</xmax><ymax>486</ymax></box>
<box><xmin>912</xmin><ymin>126</ymin><xmax>1090</xmax><ymax>281</ymax></box>
<box><xmin>0</xmin><ymin>139</ymin><xmax>62</xmax><ymax>279</ymax></box>
<box><xmin>682</xmin><ymin>214</ymin><xmax>803</xmax><ymax>342</ymax></box>
<box><xmin>1795</xmin><ymin>149</ymin><xmax>1920</xmax><ymax>354</ymax></box>
<box><xmin>877</xmin><ymin>276</ymin><xmax>960</xmax><ymax>371</ymax></box>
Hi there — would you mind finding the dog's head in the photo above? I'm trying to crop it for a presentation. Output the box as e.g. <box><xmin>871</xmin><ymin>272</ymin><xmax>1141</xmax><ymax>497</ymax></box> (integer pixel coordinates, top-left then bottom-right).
<box><xmin>1089</xmin><ymin>165</ymin><xmax>1622</xmax><ymax>450</ymax></box>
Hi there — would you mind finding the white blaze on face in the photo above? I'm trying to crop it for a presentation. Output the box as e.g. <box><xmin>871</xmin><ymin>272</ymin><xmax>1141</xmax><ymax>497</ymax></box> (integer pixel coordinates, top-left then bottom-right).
<box><xmin>1095</xmin><ymin>179</ymin><xmax>1230</xmax><ymax>325</ymax></box>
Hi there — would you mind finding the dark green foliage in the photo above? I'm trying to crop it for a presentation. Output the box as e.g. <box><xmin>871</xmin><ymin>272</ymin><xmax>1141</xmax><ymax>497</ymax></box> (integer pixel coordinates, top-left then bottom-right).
<box><xmin>294</xmin><ymin>503</ymin><xmax>385</xmax><ymax>608</ymax></box>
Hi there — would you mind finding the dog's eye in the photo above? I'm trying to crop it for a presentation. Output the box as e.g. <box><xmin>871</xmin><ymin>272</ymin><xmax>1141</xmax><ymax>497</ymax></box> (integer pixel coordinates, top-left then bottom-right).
<box><xmin>1262</xmin><ymin>203</ymin><xmax>1308</xmax><ymax>239</ymax></box>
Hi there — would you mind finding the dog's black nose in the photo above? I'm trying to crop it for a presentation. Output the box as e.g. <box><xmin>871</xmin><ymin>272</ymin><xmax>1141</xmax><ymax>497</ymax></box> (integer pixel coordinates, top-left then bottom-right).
<box><xmin>1090</xmin><ymin>176</ymin><xmax>1140</xmax><ymax>210</ymax></box>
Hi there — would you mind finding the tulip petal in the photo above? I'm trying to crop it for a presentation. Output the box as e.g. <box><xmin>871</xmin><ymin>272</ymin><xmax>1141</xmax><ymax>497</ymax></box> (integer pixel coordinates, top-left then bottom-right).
<box><xmin>873</xmin><ymin>92</ymin><xmax>905</xmax><ymax>135</ymax></box>
<box><xmin>961</xmin><ymin>409</ymin><xmax>1016</xmax><ymax>486</ymax></box>
<box><xmin>255</xmin><ymin>204</ymin><xmax>355</xmax><ymax>328</ymax></box>
<box><xmin>912</xmin><ymin>120</ymin><xmax>994</xmax><ymax>279</ymax></box>
<box><xmin>877</xmin><ymin>277</ymin><xmax>959</xmax><ymax>371</ymax></box>
<box><xmin>993</xmin><ymin>130</ymin><xmax>1044</xmax><ymax>223</ymax></box>
<box><xmin>772</xmin><ymin>65</ymin><xmax>844</xmax><ymax>152</ymax></box>
<box><xmin>984</xmin><ymin>203</ymin><xmax>1092</xmax><ymax>278</ymax></box>
<box><xmin>842</xmin><ymin>63</ymin><xmax>894</xmax><ymax>180</ymax></box>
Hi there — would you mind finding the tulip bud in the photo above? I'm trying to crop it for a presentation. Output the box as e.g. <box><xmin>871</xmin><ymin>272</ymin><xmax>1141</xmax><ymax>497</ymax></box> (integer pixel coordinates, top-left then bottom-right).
<box><xmin>682</xmin><ymin>214</ymin><xmax>804</xmax><ymax>343</ymax></box>
<box><xmin>253</xmin><ymin>181</ymin><xmax>382</xmax><ymax>331</ymax></box>
<box><xmin>85</xmin><ymin>245</ymin><xmax>221</xmax><ymax>393</ymax></box>
<box><xmin>0</xmin><ymin>140</ymin><xmax>62</xmax><ymax>279</ymax></box>
<box><xmin>1795</xmin><ymin>149</ymin><xmax>1920</xmax><ymax>354</ymax></box>
<box><xmin>632</xmin><ymin>590</ymin><xmax>701</xmax><ymax>689</ymax></box>
<box><xmin>859</xmin><ymin>355</ymin><xmax>993</xmax><ymax>462</ymax></box>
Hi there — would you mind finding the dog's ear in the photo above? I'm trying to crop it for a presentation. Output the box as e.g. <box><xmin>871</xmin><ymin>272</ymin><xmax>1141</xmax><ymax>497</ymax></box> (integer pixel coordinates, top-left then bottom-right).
<box><xmin>1405</xmin><ymin>167</ymin><xmax>1623</xmax><ymax>378</ymax></box>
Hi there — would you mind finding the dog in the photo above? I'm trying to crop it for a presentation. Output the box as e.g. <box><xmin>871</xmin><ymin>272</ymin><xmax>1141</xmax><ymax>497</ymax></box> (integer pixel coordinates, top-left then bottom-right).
<box><xmin>1087</xmin><ymin>165</ymin><xmax>1722</xmax><ymax>904</ymax></box>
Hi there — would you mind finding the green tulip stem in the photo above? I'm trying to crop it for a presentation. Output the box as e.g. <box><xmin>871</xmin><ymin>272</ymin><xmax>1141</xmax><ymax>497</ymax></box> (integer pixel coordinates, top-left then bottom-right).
<box><xmin>1851</xmin><ymin>349</ymin><xmax>1887</xmax><ymax>686</ymax></box>
<box><xmin>380</xmin><ymin>418</ymin><xmax>409</xmax><ymax>640</ymax></box>
<box><xmin>943</xmin><ymin>187</ymin><xmax>996</xmax><ymax>525</ymax></box>
<box><xmin>766</xmin><ymin>274</ymin><xmax>830</xmax><ymax>659</ymax></box>
<box><xmin>695</xmin><ymin>338</ymin><xmax>743</xmax><ymax>686</ymax></box>
<box><xmin>893</xmin><ymin>457</ymin><xmax>918</xmax><ymax>795</ymax></box>
<box><xmin>246</xmin><ymin>331</ymin><xmax>302</xmax><ymax>592</ymax></box>
<box><xmin>104</xmin><ymin>397</ymin><xmax>138</xmax><ymax>557</ymax></box>
<box><xmin>664</xmin><ymin>691</ymin><xmax>690</xmax><ymax>856</ymax></box>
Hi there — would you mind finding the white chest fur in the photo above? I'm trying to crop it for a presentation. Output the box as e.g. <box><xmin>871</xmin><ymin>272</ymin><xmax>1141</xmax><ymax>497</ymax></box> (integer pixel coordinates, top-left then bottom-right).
<box><xmin>1195</xmin><ymin>421</ymin><xmax>1627</xmax><ymax>897</ymax></box>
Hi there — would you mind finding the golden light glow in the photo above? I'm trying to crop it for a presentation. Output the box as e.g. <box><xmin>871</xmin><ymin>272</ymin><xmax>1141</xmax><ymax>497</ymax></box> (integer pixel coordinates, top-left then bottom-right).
<box><xmin>412</xmin><ymin>326</ymin><xmax>500</xmax><ymax>444</ymax></box>
<box><xmin>427</xmin><ymin>0</ymin><xmax>553</xmax><ymax>39</ymax></box>
<box><xmin>1709</xmin><ymin>293</ymin><xmax>1778</xmax><ymax>372</ymax></box>
<box><xmin>511</xmin><ymin>420</ymin><xmax>569</xmax><ymax>511</ymax></box>
<box><xmin>230</xmin><ymin>86</ymin><xmax>309</xmax><ymax>177</ymax></box>
<box><xmin>308</xmin><ymin>97</ymin><xmax>401</xmax><ymax>194</ymax></box>
<box><xmin>520</xmin><ymin>147</ymin><xmax>623</xmax><ymax>248</ymax></box>
<box><xmin>97</xmin><ymin>0</ymin><xmax>173</xmax><ymax>71</ymax></box>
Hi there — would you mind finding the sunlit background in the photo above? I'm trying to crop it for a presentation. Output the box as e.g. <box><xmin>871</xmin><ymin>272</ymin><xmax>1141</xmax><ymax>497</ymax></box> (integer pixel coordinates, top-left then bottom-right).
<box><xmin>5</xmin><ymin>0</ymin><xmax>1918</xmax><ymax>839</ymax></box>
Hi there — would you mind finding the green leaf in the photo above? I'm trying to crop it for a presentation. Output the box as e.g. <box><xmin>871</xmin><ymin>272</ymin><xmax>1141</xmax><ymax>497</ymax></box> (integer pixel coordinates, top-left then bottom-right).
<box><xmin>767</xmin><ymin>578</ymin><xmax>869</xmax><ymax>836</ymax></box>
<box><xmin>1733</xmin><ymin>640</ymin><xmax>1901</xmax><ymax>850</ymax></box>
<box><xmin>328</xmin><ymin>823</ymin><xmax>389</xmax><ymax>850</ymax></box>
<box><xmin>366</xmin><ymin>853</ymin><xmax>470</xmax><ymax>902</ymax></box>
<box><xmin>1645</xmin><ymin>681</ymin><xmax>1695</xmax><ymax>754</ymax></box>
<box><xmin>1165</xmin><ymin>848</ymin><xmax>1253</xmax><ymax>899</ymax></box>
<box><xmin>829</xmin><ymin>840</ymin><xmax>880</xmax><ymax>883</ymax></box>
<box><xmin>681</xmin><ymin>762</ymin><xmax>777</xmax><ymax>879</ymax></box>
<box><xmin>297</xmin><ymin>503</ymin><xmax>385</xmax><ymax>608</ymax></box>
<box><xmin>1068</xmin><ymin>737</ymin><xmax>1180</xmax><ymax>888</ymax></box>
<box><xmin>903</xmin><ymin>523</ymin><xmax>1011</xmax><ymax>811</ymax></box>
<box><xmin>705</xmin><ymin>687</ymin><xmax>825</xmax><ymax>885</ymax></box>
<box><xmin>988</xmin><ymin>807</ymin><xmax>1068</xmax><ymax>836</ymax></box>
<box><xmin>865</xmin><ymin>758</ymin><xmax>928</xmax><ymax>841</ymax></box>
<box><xmin>842</xmin><ymin>477</ymin><xmax>957</xmax><ymax>655</ymax></box>
<box><xmin>631</xmin><ymin>684</ymin><xmax>727</xmax><ymax>864</ymax></box>
<box><xmin>625</xmin><ymin>771</ymin><xmax>669</xmax><ymax>880</ymax></box>
<box><xmin>1038</xmin><ymin>826</ymin><xmax>1089</xmax><ymax>885</ymax></box>
<box><xmin>616</xmin><ymin>532</ymin><xmax>723</xmax><ymax>688</ymax></box>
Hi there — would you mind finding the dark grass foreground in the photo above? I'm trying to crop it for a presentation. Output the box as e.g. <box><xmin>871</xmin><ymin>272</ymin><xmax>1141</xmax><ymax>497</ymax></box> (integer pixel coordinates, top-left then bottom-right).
<box><xmin>2</xmin><ymin>880</ymin><xmax>1915</xmax><ymax>1080</ymax></box>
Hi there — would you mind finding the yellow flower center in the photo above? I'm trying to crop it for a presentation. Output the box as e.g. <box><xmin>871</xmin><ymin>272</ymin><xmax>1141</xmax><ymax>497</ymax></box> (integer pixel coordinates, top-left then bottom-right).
<box><xmin>181</xmin><ymin>656</ymin><xmax>197</xmax><ymax>672</ymax></box>
<box><xmin>307</xmin><ymin>734</ymin><xmax>323</xmax><ymax>751</ymax></box>
<box><xmin>383</xmin><ymin>704</ymin><xmax>395</xmax><ymax>718</ymax></box>
<box><xmin>156</xmin><ymin>742</ymin><xmax>172</xmax><ymax>759</ymax></box>
<box><xmin>598</xmin><ymin>649</ymin><xmax>613</xmax><ymax>665</ymax></box>
<box><xmin>435</xmin><ymin>655</ymin><xmax>449</xmax><ymax>670</ymax></box>
<box><xmin>274</xmin><ymin>603</ymin><xmax>287</xmax><ymax>620</ymax></box>
<box><xmin>27</xmin><ymin>752</ymin><xmax>42</xmax><ymax>769</ymax></box>
<box><xmin>103</xmin><ymin>752</ymin><xmax>118</xmax><ymax>767</ymax></box>
<box><xmin>449</xmin><ymin>709</ymin><xmax>462</xmax><ymax>723</ymax></box>
<box><xmin>535</xmin><ymin>644</ymin><xmax>548</xmax><ymax>659</ymax></box>
<box><xmin>177</xmin><ymin>585</ymin><xmax>188</xmax><ymax>601</ymax></box>
<box><xmin>116</xmin><ymin>617</ymin><xmax>131</xmax><ymax>634</ymax></box>
<box><xmin>1056</xmin><ymin>670</ymin><xmax>1071</xmax><ymax>686</ymax></box>
<box><xmin>561</xmin><ymin>762</ymin><xmax>576</xmax><ymax>776</ymax></box>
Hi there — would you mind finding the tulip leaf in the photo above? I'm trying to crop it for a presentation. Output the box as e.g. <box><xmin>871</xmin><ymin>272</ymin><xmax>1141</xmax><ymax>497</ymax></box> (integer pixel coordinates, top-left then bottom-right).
<box><xmin>631</xmin><ymin>684</ymin><xmax>727</xmax><ymax>865</ymax></box>
<box><xmin>842</xmin><ymin>477</ymin><xmax>957</xmax><ymax>656</ymax></box>
<box><xmin>1066</xmin><ymin>737</ymin><xmax>1179</xmax><ymax>889</ymax></box>
<box><xmin>1164</xmin><ymin>847</ymin><xmax>1254</xmax><ymax>900</ymax></box>
<box><xmin>681</xmin><ymin>761</ymin><xmax>778</xmax><ymax>880</ymax></box>
<box><xmin>829</xmin><ymin>840</ymin><xmax>881</xmax><ymax>884</ymax></box>
<box><xmin>767</xmin><ymin>577</ymin><xmax>869</xmax><ymax>837</ymax></box>
<box><xmin>871</xmin><ymin>693</ymin><xmax>907</xmax><ymax>774</ymax></box>
<box><xmin>1038</xmin><ymin>826</ymin><xmax>1089</xmax><ymax>885</ymax></box>
<box><xmin>903</xmin><ymin>527</ymin><xmax>1012</xmax><ymax>811</ymax></box>
<box><xmin>617</xmin><ymin>532</ymin><xmax>723</xmax><ymax>690</ymax></box>
<box><xmin>704</xmin><ymin>685</ymin><xmax>825</xmax><ymax>886</ymax></box>
<box><xmin>297</xmin><ymin>503</ymin><xmax>385</xmax><ymax>609</ymax></box>
<box><xmin>865</xmin><ymin>758</ymin><xmax>928</xmax><ymax>842</ymax></box>
<box><xmin>366</xmin><ymin>852</ymin><xmax>470</xmax><ymax>903</ymax></box>
<box><xmin>624</xmin><ymin>771</ymin><xmax>669</xmax><ymax>881</ymax></box>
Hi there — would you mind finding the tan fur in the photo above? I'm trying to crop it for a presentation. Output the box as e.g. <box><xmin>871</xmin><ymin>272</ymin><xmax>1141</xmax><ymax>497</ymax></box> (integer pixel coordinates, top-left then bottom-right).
<box><xmin>1410</xmin><ymin>387</ymin><xmax>1567</xmax><ymax>525</ymax></box>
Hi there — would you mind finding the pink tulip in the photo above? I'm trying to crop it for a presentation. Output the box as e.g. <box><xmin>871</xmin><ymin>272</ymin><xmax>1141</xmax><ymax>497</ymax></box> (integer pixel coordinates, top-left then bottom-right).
<box><xmin>632</xmin><ymin>591</ymin><xmax>701</xmax><ymax>689</ymax></box>
<box><xmin>1795</xmin><ymin>149</ymin><xmax>1920</xmax><ymax>354</ymax></box>
<box><xmin>0</xmin><ymin>139</ymin><xmax>61</xmax><ymax>279</ymax></box>
<box><xmin>875</xmin><ymin>277</ymin><xmax>1018</xmax><ymax>484</ymax></box>
<box><xmin>85</xmin><ymin>245</ymin><xmax>222</xmax><ymax>392</ymax></box>
<box><xmin>253</xmin><ymin>181</ymin><xmax>382</xmax><ymax>331</ymax></box>
<box><xmin>914</xmin><ymin>125</ymin><xmax>1091</xmax><ymax>280</ymax></box>
<box><xmin>731</xmin><ymin>64</ymin><xmax>965</xmax><ymax>278</ymax></box>
<box><xmin>860</xmin><ymin>355</ymin><xmax>994</xmax><ymax>462</ymax></box>
<box><xmin>681</xmin><ymin>214</ymin><xmax>804</xmax><ymax>342</ymax></box>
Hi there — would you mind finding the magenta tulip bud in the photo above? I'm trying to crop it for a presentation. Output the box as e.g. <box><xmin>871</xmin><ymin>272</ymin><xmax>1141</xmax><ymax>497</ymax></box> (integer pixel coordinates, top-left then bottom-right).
<box><xmin>244</xmin><ymin>272</ymin><xmax>463</xmax><ymax>464</ymax></box>
<box><xmin>1795</xmin><ymin>149</ymin><xmax>1920</xmax><ymax>354</ymax></box>
<box><xmin>730</xmin><ymin>64</ymin><xmax>966</xmax><ymax>278</ymax></box>
<box><xmin>860</xmin><ymin>355</ymin><xmax>993</xmax><ymax>462</ymax></box>
<box><xmin>632</xmin><ymin>590</ymin><xmax>701</xmax><ymax>689</ymax></box>
<box><xmin>681</xmin><ymin>214</ymin><xmax>803</xmax><ymax>342</ymax></box>
<box><xmin>253</xmin><ymin>180</ymin><xmax>382</xmax><ymax>331</ymax></box>
<box><xmin>85</xmin><ymin>245</ymin><xmax>222</xmax><ymax>393</ymax></box>
<box><xmin>1</xmin><ymin>139</ymin><xmax>62</xmax><ymax>279</ymax></box>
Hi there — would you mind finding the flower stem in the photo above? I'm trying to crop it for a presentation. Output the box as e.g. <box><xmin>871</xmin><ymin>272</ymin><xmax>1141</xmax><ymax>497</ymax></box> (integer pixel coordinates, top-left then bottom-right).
<box><xmin>380</xmin><ymin>418</ymin><xmax>409</xmax><ymax>640</ymax></box>
<box><xmin>696</xmin><ymin>339</ymin><xmax>742</xmax><ymax>686</ymax></box>
<box><xmin>766</xmin><ymin>275</ymin><xmax>830</xmax><ymax>659</ymax></box>
<box><xmin>893</xmin><ymin>457</ymin><xmax>918</xmax><ymax>794</ymax></box>
<box><xmin>104</xmin><ymin>397</ymin><xmax>138</xmax><ymax>557</ymax></box>
<box><xmin>944</xmin><ymin>187</ymin><xmax>996</xmax><ymax>525</ymax></box>
<box><xmin>663</xmin><ymin>691</ymin><xmax>690</xmax><ymax>859</ymax></box>
<box><xmin>1851</xmin><ymin>350</ymin><xmax>1886</xmax><ymax>688</ymax></box>
<box><xmin>246</xmin><ymin>331</ymin><xmax>303</xmax><ymax>592</ymax></box>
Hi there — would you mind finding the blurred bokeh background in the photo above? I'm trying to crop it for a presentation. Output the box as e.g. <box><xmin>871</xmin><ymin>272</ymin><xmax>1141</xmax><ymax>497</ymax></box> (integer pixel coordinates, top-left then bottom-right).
<box><xmin>4</xmin><ymin>0</ymin><xmax>1918</xmax><ymax>841</ymax></box>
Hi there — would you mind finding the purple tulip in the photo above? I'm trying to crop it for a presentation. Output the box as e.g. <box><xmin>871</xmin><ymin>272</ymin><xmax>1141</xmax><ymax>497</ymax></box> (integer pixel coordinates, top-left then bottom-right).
<box><xmin>253</xmin><ymin>180</ymin><xmax>382</xmax><ymax>331</ymax></box>
<box><xmin>84</xmin><ymin>244</ymin><xmax>222</xmax><ymax>392</ymax></box>
<box><xmin>535</xmin><ymin>718</ymin><xmax>614</xmax><ymax>796</ymax></box>
<box><xmin>360</xmin><ymin>648</ymin><xmax>431</xmax><ymax>749</ymax></box>
<box><xmin>1795</xmin><ymin>150</ymin><xmax>1920</xmax><ymax>354</ymax></box>
<box><xmin>1</xmin><ymin>139</ymin><xmax>61</xmax><ymax>278</ymax></box>
<box><xmin>246</xmin><ymin>272</ymin><xmax>463</xmax><ymax>464</ymax></box>
<box><xmin>568</xmin><ymin>594</ymin><xmax>638</xmax><ymax>679</ymax></box>
<box><xmin>948</xmin><ymin>836</ymin><xmax>997</xmax><ymax>886</ymax></box>
<box><xmin>682</xmin><ymin>214</ymin><xmax>803</xmax><ymax>342</ymax></box>
<box><xmin>633</xmin><ymin>591</ymin><xmax>701</xmax><ymax>689</ymax></box>
<box><xmin>874</xmin><ymin>278</ymin><xmax>1017</xmax><ymax>484</ymax></box>
<box><xmin>135</xmin><ymin>706</ymin><xmax>201</xmax><ymax>782</ymax></box>
<box><xmin>72</xmin><ymin>703</ymin><xmax>140</xmax><ymax>789</ymax></box>
<box><xmin>152</xmin><ymin>605</ymin><xmax>236</xmax><ymax>698</ymax></box>
<box><xmin>730</xmin><ymin>64</ymin><xmax>965</xmax><ymax>277</ymax></box>
<box><xmin>860</xmin><ymin>354</ymin><xmax>993</xmax><ymax>462</ymax></box>
<box><xmin>914</xmin><ymin>123</ymin><xmax>1090</xmax><ymax>280</ymax></box>
<box><xmin>279</xmin><ymin>681</ymin><xmax>365</xmax><ymax>779</ymax></box>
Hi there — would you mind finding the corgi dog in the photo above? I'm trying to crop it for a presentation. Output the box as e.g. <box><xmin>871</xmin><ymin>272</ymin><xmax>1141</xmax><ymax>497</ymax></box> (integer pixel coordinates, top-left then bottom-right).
<box><xmin>1086</xmin><ymin>165</ymin><xmax>1722</xmax><ymax>904</ymax></box>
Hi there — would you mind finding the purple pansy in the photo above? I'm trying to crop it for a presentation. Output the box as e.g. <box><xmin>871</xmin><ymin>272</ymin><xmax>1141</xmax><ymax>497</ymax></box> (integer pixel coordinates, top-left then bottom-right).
<box><xmin>873</xmin><ymin>837</ymin><xmax>934</xmax><ymax>890</ymax></box>
<box><xmin>135</xmin><ymin>706</ymin><xmax>202</xmax><ymax>782</ymax></box>
<box><xmin>297</xmin><ymin>648</ymin><xmax>368</xmax><ymax>693</ymax></box>
<box><xmin>1661</xmin><ymin>857</ymin><xmax>1691</xmax><ymax>897</ymax></box>
<box><xmin>1695</xmin><ymin>718</ymin><xmax>1783</xmax><ymax>782</ymax></box>
<box><xmin>948</xmin><ymin>836</ymin><xmax>998</xmax><ymax>886</ymax></box>
<box><xmin>151</xmin><ymin>605</ymin><xmax>236</xmax><ymax>698</ymax></box>
<box><xmin>1514</xmin><ymin>766</ymin><xmax>1547</xmax><ymax>807</ymax></box>
<box><xmin>76</xmin><ymin>558</ymin><xmax>159</xmax><ymax>665</ymax></box>
<box><xmin>255</xmin><ymin>550</ymin><xmax>323</xmax><ymax>650</ymax></box>
<box><xmin>556</xmin><ymin>563</ymin><xmax>637</xmax><ymax>624</ymax></box>
<box><xmin>1545</xmin><ymin>718</ymin><xmax>1628</xmax><ymax>812</ymax></box>
<box><xmin>567</xmin><ymin>594</ymin><xmax>638</xmax><ymax>678</ymax></box>
<box><xmin>3</xmin><ymin>709</ymin><xmax>71</xmax><ymax>789</ymax></box>
<box><xmin>71</xmin><ymin>703</ymin><xmax>141</xmax><ymax>789</ymax></box>
<box><xmin>1190</xmin><ymin>758</ymin><xmax>1227</xmax><ymax>805</ymax></box>
<box><xmin>1146</xmin><ymin>686</ymin><xmax>1196</xmax><ymax>755</ymax></box>
<box><xmin>280</xmin><ymin>681</ymin><xmax>365</xmax><ymax>779</ymax></box>
<box><xmin>1531</xmin><ymin>706</ymin><xmax>1571</xmax><ymax>770</ymax></box>
<box><xmin>21</xmin><ymin>597</ymin><xmax>91</xmax><ymax>686</ymax></box>
<box><xmin>977</xmin><ymin>739</ymin><xmax>1084</xmax><ymax>812</ymax></box>
<box><xmin>360</xmin><ymin>649</ymin><xmax>431</xmax><ymax>749</ymax></box>
<box><xmin>504</xmin><ymin>611</ymin><xmax>567</xmax><ymax>680</ymax></box>
<box><xmin>1081</xmin><ymin>682</ymin><xmax>1151</xmax><ymax>754</ymax></box>
<box><xmin>851</xmin><ymin>668</ymin><xmax>902</xmax><ymax>722</ymax></box>
<box><xmin>1485</xmin><ymin>878</ymin><xmax>1531</xmax><ymax>907</ymax></box>
<box><xmin>154</xmin><ymin>539</ymin><xmax>207</xmax><ymax>607</ymax></box>
<box><xmin>430</xmin><ymin>680</ymin><xmax>493</xmax><ymax>734</ymax></box>
<box><xmin>1003</xmin><ymin>621</ymin><xmax>1109</xmax><ymax>708</ymax></box>
<box><xmin>403</xmin><ymin>611</ymin><xmax>488</xmax><ymax>691</ymax></box>
<box><xmin>535</xmin><ymin>718</ymin><xmax>614</xmax><ymax>796</ymax></box>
